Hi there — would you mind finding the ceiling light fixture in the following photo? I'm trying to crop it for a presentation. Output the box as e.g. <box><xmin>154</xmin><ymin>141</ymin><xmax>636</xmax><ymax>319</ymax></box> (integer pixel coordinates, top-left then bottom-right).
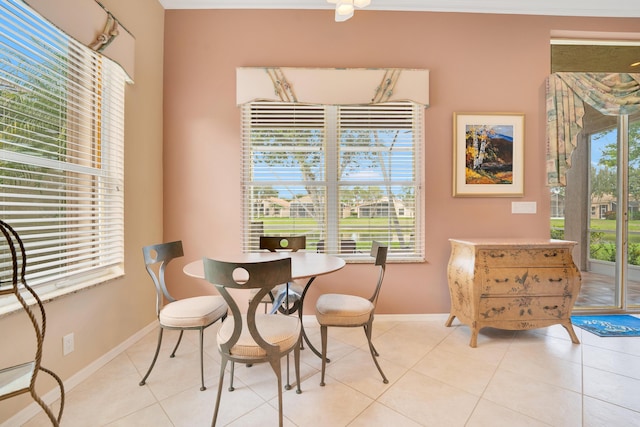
<box><xmin>327</xmin><ymin>0</ymin><xmax>371</xmax><ymax>22</ymax></box>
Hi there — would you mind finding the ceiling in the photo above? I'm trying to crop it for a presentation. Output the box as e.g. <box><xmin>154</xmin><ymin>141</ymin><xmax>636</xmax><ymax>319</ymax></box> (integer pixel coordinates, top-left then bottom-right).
<box><xmin>158</xmin><ymin>0</ymin><xmax>640</xmax><ymax>17</ymax></box>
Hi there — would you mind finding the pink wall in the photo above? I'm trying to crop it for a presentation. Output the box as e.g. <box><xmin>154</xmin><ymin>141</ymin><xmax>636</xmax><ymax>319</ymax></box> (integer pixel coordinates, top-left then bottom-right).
<box><xmin>162</xmin><ymin>9</ymin><xmax>639</xmax><ymax>314</ymax></box>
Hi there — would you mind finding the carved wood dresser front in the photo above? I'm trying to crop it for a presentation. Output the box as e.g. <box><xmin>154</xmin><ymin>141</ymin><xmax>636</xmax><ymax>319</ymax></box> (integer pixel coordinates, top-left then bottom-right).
<box><xmin>445</xmin><ymin>238</ymin><xmax>582</xmax><ymax>347</ymax></box>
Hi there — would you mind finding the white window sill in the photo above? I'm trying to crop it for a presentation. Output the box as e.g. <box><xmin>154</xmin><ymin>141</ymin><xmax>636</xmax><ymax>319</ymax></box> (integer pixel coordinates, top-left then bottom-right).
<box><xmin>0</xmin><ymin>266</ymin><xmax>124</xmax><ymax>318</ymax></box>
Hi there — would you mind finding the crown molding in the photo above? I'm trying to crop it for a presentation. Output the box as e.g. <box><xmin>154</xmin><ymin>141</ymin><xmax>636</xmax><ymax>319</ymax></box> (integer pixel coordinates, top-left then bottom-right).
<box><xmin>158</xmin><ymin>0</ymin><xmax>640</xmax><ymax>18</ymax></box>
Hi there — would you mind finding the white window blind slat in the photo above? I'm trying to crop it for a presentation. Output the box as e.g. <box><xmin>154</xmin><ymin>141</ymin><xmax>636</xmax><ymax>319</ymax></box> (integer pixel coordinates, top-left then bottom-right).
<box><xmin>0</xmin><ymin>0</ymin><xmax>125</xmax><ymax>291</ymax></box>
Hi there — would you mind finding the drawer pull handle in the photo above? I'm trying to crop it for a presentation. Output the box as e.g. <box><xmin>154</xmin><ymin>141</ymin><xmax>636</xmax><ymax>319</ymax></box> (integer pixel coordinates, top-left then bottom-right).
<box><xmin>481</xmin><ymin>307</ymin><xmax>506</xmax><ymax>319</ymax></box>
<box><xmin>544</xmin><ymin>252</ymin><xmax>558</xmax><ymax>258</ymax></box>
<box><xmin>494</xmin><ymin>278</ymin><xmax>509</xmax><ymax>283</ymax></box>
<box><xmin>544</xmin><ymin>305</ymin><xmax>559</xmax><ymax>310</ymax></box>
<box><xmin>549</xmin><ymin>278</ymin><xmax>563</xmax><ymax>282</ymax></box>
<box><xmin>489</xmin><ymin>253</ymin><xmax>505</xmax><ymax>258</ymax></box>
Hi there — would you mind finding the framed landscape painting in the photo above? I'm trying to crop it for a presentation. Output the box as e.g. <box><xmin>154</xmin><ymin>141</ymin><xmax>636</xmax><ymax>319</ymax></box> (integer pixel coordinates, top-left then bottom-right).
<box><xmin>453</xmin><ymin>112</ymin><xmax>525</xmax><ymax>197</ymax></box>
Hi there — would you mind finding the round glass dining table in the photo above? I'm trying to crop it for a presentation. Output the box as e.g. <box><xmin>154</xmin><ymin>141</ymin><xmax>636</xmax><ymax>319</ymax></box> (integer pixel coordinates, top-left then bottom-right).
<box><xmin>183</xmin><ymin>251</ymin><xmax>346</xmax><ymax>359</ymax></box>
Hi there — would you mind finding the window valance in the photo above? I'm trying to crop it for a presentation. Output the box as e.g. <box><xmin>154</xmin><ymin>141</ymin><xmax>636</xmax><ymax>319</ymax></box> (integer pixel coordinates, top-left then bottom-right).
<box><xmin>546</xmin><ymin>72</ymin><xmax>640</xmax><ymax>186</ymax></box>
<box><xmin>236</xmin><ymin>67</ymin><xmax>429</xmax><ymax>107</ymax></box>
<box><xmin>25</xmin><ymin>0</ymin><xmax>135</xmax><ymax>81</ymax></box>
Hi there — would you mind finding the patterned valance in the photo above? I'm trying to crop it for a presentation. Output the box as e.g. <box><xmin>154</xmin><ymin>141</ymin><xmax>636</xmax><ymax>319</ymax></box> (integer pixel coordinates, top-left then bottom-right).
<box><xmin>546</xmin><ymin>73</ymin><xmax>640</xmax><ymax>186</ymax></box>
<box><xmin>236</xmin><ymin>67</ymin><xmax>429</xmax><ymax>107</ymax></box>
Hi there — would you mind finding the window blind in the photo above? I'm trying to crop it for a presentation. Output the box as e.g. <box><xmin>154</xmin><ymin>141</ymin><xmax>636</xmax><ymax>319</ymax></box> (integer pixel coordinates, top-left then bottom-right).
<box><xmin>241</xmin><ymin>102</ymin><xmax>327</xmax><ymax>252</ymax></box>
<box><xmin>0</xmin><ymin>0</ymin><xmax>125</xmax><ymax>291</ymax></box>
<box><xmin>337</xmin><ymin>103</ymin><xmax>423</xmax><ymax>259</ymax></box>
<box><xmin>241</xmin><ymin>101</ymin><xmax>424</xmax><ymax>261</ymax></box>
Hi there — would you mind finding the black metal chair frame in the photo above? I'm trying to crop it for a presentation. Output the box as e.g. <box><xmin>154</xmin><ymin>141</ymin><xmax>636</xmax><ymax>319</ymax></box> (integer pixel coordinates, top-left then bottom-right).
<box><xmin>203</xmin><ymin>256</ymin><xmax>302</xmax><ymax>427</ymax></box>
<box><xmin>258</xmin><ymin>235</ymin><xmax>306</xmax><ymax>315</ymax></box>
<box><xmin>139</xmin><ymin>240</ymin><xmax>227</xmax><ymax>391</ymax></box>
<box><xmin>317</xmin><ymin>241</ymin><xmax>389</xmax><ymax>386</ymax></box>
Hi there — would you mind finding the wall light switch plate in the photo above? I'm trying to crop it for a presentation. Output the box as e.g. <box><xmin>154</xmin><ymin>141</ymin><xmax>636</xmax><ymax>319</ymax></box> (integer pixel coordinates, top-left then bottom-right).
<box><xmin>512</xmin><ymin>201</ymin><xmax>537</xmax><ymax>214</ymax></box>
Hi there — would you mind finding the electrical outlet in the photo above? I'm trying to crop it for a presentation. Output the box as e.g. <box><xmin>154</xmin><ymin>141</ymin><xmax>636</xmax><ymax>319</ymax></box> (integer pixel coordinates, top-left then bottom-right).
<box><xmin>63</xmin><ymin>333</ymin><xmax>74</xmax><ymax>356</ymax></box>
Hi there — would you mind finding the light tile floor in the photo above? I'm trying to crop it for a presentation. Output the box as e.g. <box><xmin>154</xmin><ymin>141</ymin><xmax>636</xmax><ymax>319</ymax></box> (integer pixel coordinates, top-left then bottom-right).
<box><xmin>22</xmin><ymin>314</ymin><xmax>640</xmax><ymax>426</ymax></box>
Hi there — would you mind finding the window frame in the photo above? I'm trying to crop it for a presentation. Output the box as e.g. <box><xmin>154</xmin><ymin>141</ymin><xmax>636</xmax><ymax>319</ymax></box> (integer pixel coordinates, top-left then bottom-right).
<box><xmin>0</xmin><ymin>0</ymin><xmax>127</xmax><ymax>311</ymax></box>
<box><xmin>241</xmin><ymin>100</ymin><xmax>425</xmax><ymax>262</ymax></box>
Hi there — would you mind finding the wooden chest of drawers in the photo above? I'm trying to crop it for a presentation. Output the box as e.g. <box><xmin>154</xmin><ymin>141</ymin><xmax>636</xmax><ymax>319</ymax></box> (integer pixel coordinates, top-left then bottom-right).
<box><xmin>445</xmin><ymin>238</ymin><xmax>582</xmax><ymax>347</ymax></box>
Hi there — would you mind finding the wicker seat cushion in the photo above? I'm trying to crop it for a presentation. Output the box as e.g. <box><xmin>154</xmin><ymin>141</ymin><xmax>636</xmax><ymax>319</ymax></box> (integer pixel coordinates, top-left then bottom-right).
<box><xmin>217</xmin><ymin>314</ymin><xmax>301</xmax><ymax>358</ymax></box>
<box><xmin>159</xmin><ymin>295</ymin><xmax>228</xmax><ymax>328</ymax></box>
<box><xmin>315</xmin><ymin>294</ymin><xmax>374</xmax><ymax>326</ymax></box>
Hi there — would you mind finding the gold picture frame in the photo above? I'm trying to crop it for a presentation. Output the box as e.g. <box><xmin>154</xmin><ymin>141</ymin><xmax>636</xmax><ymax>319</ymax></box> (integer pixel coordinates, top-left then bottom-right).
<box><xmin>453</xmin><ymin>112</ymin><xmax>525</xmax><ymax>197</ymax></box>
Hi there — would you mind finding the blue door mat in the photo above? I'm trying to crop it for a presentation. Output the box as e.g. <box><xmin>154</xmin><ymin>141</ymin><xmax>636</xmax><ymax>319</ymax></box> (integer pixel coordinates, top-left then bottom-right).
<box><xmin>571</xmin><ymin>315</ymin><xmax>640</xmax><ymax>337</ymax></box>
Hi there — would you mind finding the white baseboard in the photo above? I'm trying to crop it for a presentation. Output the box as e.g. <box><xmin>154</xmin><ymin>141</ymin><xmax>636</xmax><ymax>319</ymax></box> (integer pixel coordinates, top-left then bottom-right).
<box><xmin>2</xmin><ymin>322</ymin><xmax>157</xmax><ymax>427</ymax></box>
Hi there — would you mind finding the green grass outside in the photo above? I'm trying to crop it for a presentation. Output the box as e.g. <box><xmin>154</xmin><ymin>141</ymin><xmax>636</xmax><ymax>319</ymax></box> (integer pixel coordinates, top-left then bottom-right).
<box><xmin>551</xmin><ymin>218</ymin><xmax>640</xmax><ymax>242</ymax></box>
<box><xmin>551</xmin><ymin>218</ymin><xmax>640</xmax><ymax>264</ymax></box>
<box><xmin>551</xmin><ymin>218</ymin><xmax>640</xmax><ymax>233</ymax></box>
<box><xmin>255</xmin><ymin>216</ymin><xmax>414</xmax><ymax>251</ymax></box>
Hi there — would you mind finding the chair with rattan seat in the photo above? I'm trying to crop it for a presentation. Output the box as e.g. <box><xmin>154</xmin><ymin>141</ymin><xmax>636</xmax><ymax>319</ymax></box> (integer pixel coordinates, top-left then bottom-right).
<box><xmin>315</xmin><ymin>241</ymin><xmax>389</xmax><ymax>386</ymax></box>
<box><xmin>203</xmin><ymin>256</ymin><xmax>302</xmax><ymax>427</ymax></box>
<box><xmin>0</xmin><ymin>219</ymin><xmax>65</xmax><ymax>426</ymax></box>
<box><xmin>139</xmin><ymin>240</ymin><xmax>228</xmax><ymax>391</ymax></box>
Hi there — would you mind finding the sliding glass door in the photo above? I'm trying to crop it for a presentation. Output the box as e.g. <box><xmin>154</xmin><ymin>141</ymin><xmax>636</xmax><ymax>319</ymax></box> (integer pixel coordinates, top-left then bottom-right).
<box><xmin>557</xmin><ymin>108</ymin><xmax>640</xmax><ymax>311</ymax></box>
<box><xmin>549</xmin><ymin>40</ymin><xmax>640</xmax><ymax>312</ymax></box>
<box><xmin>626</xmin><ymin>113</ymin><xmax>640</xmax><ymax>308</ymax></box>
